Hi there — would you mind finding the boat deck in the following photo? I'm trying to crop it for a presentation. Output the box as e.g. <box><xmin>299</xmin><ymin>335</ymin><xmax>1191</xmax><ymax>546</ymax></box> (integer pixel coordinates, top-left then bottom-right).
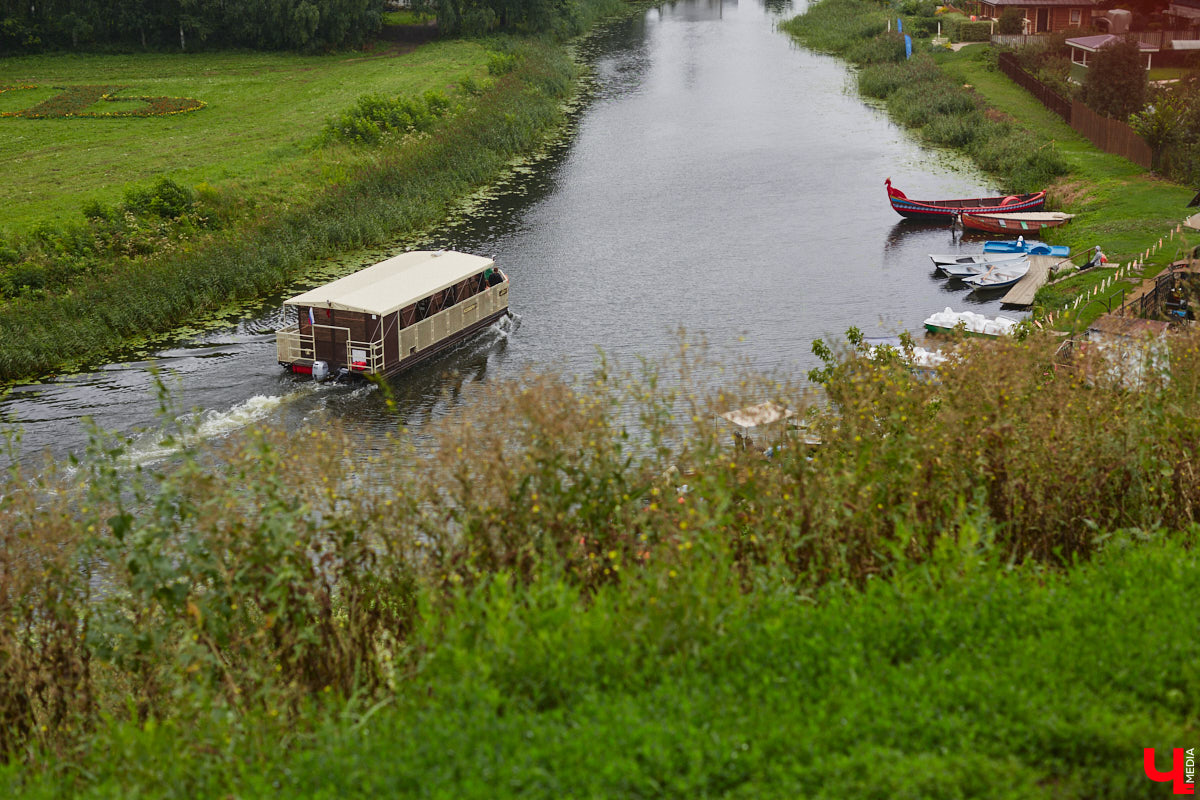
<box><xmin>1000</xmin><ymin>255</ymin><xmax>1058</xmax><ymax>307</ymax></box>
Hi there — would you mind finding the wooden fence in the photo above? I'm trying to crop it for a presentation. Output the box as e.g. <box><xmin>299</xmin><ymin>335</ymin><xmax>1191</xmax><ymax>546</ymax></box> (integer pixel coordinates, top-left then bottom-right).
<box><xmin>996</xmin><ymin>52</ymin><xmax>1071</xmax><ymax>119</ymax></box>
<box><xmin>995</xmin><ymin>53</ymin><xmax>1153</xmax><ymax>169</ymax></box>
<box><xmin>1070</xmin><ymin>101</ymin><xmax>1153</xmax><ymax>168</ymax></box>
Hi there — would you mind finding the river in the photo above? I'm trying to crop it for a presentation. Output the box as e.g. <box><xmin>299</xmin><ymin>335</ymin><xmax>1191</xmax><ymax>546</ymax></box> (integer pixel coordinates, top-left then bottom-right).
<box><xmin>1</xmin><ymin>0</ymin><xmax>1013</xmax><ymax>470</ymax></box>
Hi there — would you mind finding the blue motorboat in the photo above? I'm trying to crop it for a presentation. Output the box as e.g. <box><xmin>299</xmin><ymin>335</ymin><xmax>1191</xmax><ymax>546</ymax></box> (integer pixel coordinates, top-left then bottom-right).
<box><xmin>981</xmin><ymin>235</ymin><xmax>1069</xmax><ymax>258</ymax></box>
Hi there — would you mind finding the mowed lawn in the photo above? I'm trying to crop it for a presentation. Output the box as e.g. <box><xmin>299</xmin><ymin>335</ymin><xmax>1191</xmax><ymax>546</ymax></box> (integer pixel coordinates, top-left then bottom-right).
<box><xmin>0</xmin><ymin>40</ymin><xmax>490</xmax><ymax>232</ymax></box>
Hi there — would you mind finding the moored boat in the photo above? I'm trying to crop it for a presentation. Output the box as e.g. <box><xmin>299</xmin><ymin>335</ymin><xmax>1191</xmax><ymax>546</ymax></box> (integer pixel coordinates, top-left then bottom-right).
<box><xmin>929</xmin><ymin>251</ymin><xmax>1027</xmax><ymax>271</ymax></box>
<box><xmin>959</xmin><ymin>210</ymin><xmax>1074</xmax><ymax>234</ymax></box>
<box><xmin>923</xmin><ymin>307</ymin><xmax>1020</xmax><ymax>337</ymax></box>
<box><xmin>963</xmin><ymin>260</ymin><xmax>1031</xmax><ymax>291</ymax></box>
<box><xmin>886</xmin><ymin>178</ymin><xmax>1046</xmax><ymax>221</ymax></box>
<box><xmin>982</xmin><ymin>236</ymin><xmax>1069</xmax><ymax>257</ymax></box>
<box><xmin>276</xmin><ymin>250</ymin><xmax>510</xmax><ymax>380</ymax></box>
<box><xmin>940</xmin><ymin>257</ymin><xmax>1029</xmax><ymax>279</ymax></box>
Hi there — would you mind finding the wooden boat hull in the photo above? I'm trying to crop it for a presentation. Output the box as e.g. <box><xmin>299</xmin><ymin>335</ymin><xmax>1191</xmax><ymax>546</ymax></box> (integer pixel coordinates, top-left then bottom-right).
<box><xmin>930</xmin><ymin>252</ymin><xmax>1027</xmax><ymax>270</ymax></box>
<box><xmin>924</xmin><ymin>323</ymin><xmax>1000</xmax><ymax>338</ymax></box>
<box><xmin>886</xmin><ymin>178</ymin><xmax>1045</xmax><ymax>221</ymax></box>
<box><xmin>959</xmin><ymin>211</ymin><xmax>1073</xmax><ymax>234</ymax></box>
<box><xmin>940</xmin><ymin>259</ymin><xmax>1029</xmax><ymax>279</ymax></box>
<box><xmin>963</xmin><ymin>269</ymin><xmax>1028</xmax><ymax>291</ymax></box>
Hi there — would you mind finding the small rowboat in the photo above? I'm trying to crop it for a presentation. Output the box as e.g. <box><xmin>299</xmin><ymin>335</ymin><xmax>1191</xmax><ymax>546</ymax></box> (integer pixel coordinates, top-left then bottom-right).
<box><xmin>959</xmin><ymin>211</ymin><xmax>1074</xmax><ymax>234</ymax></box>
<box><xmin>886</xmin><ymin>178</ymin><xmax>1046</xmax><ymax>221</ymax></box>
<box><xmin>983</xmin><ymin>237</ymin><xmax>1069</xmax><ymax>257</ymax></box>
<box><xmin>963</xmin><ymin>260</ymin><xmax>1031</xmax><ymax>291</ymax></box>
<box><xmin>940</xmin><ymin>258</ymin><xmax>1029</xmax><ymax>279</ymax></box>
<box><xmin>929</xmin><ymin>251</ymin><xmax>1027</xmax><ymax>270</ymax></box>
<box><xmin>923</xmin><ymin>307</ymin><xmax>1020</xmax><ymax>337</ymax></box>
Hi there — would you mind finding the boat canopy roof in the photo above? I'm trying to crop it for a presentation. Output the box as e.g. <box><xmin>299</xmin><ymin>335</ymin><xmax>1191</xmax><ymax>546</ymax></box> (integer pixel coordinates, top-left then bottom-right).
<box><xmin>283</xmin><ymin>250</ymin><xmax>495</xmax><ymax>316</ymax></box>
<box><xmin>719</xmin><ymin>401</ymin><xmax>794</xmax><ymax>430</ymax></box>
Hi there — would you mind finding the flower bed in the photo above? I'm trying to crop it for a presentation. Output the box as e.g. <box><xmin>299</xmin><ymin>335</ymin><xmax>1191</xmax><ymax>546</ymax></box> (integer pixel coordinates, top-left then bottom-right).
<box><xmin>0</xmin><ymin>85</ymin><xmax>205</xmax><ymax>118</ymax></box>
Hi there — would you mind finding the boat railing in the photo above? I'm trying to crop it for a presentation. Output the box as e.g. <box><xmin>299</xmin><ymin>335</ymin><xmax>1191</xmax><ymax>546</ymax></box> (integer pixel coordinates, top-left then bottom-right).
<box><xmin>276</xmin><ymin>324</ymin><xmax>315</xmax><ymax>364</ymax></box>
<box><xmin>346</xmin><ymin>338</ymin><xmax>386</xmax><ymax>375</ymax></box>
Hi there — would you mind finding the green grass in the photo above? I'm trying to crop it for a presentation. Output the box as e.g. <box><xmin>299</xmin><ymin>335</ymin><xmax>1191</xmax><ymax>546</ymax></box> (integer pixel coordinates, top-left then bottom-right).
<box><xmin>932</xmin><ymin>45</ymin><xmax>1198</xmax><ymax>320</ymax></box>
<box><xmin>382</xmin><ymin>10</ymin><xmax>436</xmax><ymax>26</ymax></box>
<box><xmin>1148</xmin><ymin>66</ymin><xmax>1192</xmax><ymax>82</ymax></box>
<box><xmin>0</xmin><ymin>42</ymin><xmax>490</xmax><ymax>233</ymax></box>
<box><xmin>4</xmin><ymin>530</ymin><xmax>1196</xmax><ymax>798</ymax></box>
<box><xmin>3</xmin><ymin>329</ymin><xmax>1200</xmax><ymax>794</ymax></box>
<box><xmin>0</xmin><ymin>38</ymin><xmax>583</xmax><ymax>380</ymax></box>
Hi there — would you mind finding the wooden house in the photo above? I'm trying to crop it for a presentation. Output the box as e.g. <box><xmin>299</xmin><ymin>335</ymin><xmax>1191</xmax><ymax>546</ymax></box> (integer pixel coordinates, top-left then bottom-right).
<box><xmin>966</xmin><ymin>0</ymin><xmax>1097</xmax><ymax>33</ymax></box>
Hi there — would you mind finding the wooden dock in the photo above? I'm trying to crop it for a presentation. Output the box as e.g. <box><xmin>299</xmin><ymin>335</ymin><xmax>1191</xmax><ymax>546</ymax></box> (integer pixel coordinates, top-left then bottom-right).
<box><xmin>1000</xmin><ymin>254</ymin><xmax>1059</xmax><ymax>307</ymax></box>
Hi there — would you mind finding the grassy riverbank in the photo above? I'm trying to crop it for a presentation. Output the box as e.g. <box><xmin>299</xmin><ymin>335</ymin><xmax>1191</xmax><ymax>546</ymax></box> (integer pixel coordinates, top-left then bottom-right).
<box><xmin>781</xmin><ymin>0</ymin><xmax>1198</xmax><ymax>328</ymax></box>
<box><xmin>3</xmin><ymin>333</ymin><xmax>1200</xmax><ymax>795</ymax></box>
<box><xmin>0</xmin><ymin>3</ymin><xmax>626</xmax><ymax>382</ymax></box>
<box><xmin>0</xmin><ymin>42</ymin><xmax>491</xmax><ymax>232</ymax></box>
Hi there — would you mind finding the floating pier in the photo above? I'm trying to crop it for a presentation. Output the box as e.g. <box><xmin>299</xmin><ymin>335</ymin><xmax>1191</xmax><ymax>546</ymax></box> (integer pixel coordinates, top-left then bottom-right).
<box><xmin>1000</xmin><ymin>255</ymin><xmax>1057</xmax><ymax>307</ymax></box>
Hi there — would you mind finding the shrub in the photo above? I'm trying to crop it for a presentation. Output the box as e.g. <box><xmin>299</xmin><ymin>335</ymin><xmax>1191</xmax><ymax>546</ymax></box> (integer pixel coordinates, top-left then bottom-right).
<box><xmin>122</xmin><ymin>177</ymin><xmax>194</xmax><ymax>220</ymax></box>
<box><xmin>858</xmin><ymin>62</ymin><xmax>911</xmax><ymax>99</ymax></box>
<box><xmin>845</xmin><ymin>31</ymin><xmax>908</xmax><ymax>64</ymax></box>
<box><xmin>923</xmin><ymin>111</ymin><xmax>982</xmax><ymax>146</ymax></box>
<box><xmin>949</xmin><ymin>19</ymin><xmax>993</xmax><ymax>42</ymax></box>
<box><xmin>998</xmin><ymin>8</ymin><xmax>1025</xmax><ymax>35</ymax></box>
<box><xmin>320</xmin><ymin>90</ymin><xmax>453</xmax><ymax>146</ymax></box>
<box><xmin>1082</xmin><ymin>38</ymin><xmax>1147</xmax><ymax>119</ymax></box>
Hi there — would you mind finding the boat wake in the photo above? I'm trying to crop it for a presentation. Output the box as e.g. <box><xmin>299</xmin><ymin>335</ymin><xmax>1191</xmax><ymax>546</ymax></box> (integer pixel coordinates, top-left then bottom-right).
<box><xmin>120</xmin><ymin>393</ymin><xmax>291</xmax><ymax>467</ymax></box>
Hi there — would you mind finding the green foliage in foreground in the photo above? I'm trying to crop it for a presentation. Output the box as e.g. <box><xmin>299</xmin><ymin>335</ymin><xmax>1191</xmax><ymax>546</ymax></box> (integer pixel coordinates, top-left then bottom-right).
<box><xmin>4</xmin><ymin>525</ymin><xmax>1197</xmax><ymax>797</ymax></box>
<box><xmin>3</xmin><ymin>335</ymin><xmax>1200</xmax><ymax>794</ymax></box>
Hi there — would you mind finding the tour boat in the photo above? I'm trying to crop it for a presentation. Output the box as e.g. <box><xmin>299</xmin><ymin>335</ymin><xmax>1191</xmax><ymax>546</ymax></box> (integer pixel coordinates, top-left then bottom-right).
<box><xmin>276</xmin><ymin>250</ymin><xmax>510</xmax><ymax>380</ymax></box>
<box><xmin>885</xmin><ymin>178</ymin><xmax>1046</xmax><ymax>221</ymax></box>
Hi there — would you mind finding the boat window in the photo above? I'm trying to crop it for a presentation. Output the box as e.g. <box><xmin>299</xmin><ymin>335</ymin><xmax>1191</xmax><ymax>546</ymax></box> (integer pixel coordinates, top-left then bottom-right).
<box><xmin>454</xmin><ymin>278</ymin><xmax>472</xmax><ymax>303</ymax></box>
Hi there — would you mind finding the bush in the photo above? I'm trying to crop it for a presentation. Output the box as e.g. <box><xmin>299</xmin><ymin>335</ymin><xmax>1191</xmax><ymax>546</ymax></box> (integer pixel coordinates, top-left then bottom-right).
<box><xmin>1082</xmin><ymin>38</ymin><xmax>1147</xmax><ymax>119</ymax></box>
<box><xmin>948</xmin><ymin>18</ymin><xmax>993</xmax><ymax>42</ymax></box>
<box><xmin>998</xmin><ymin>7</ymin><xmax>1025</xmax><ymax>35</ymax></box>
<box><xmin>923</xmin><ymin>111</ymin><xmax>983</xmax><ymax>146</ymax></box>
<box><xmin>122</xmin><ymin>177</ymin><xmax>195</xmax><ymax>220</ymax></box>
<box><xmin>858</xmin><ymin>62</ymin><xmax>912</xmax><ymax>99</ymax></box>
<box><xmin>845</xmin><ymin>30</ymin><xmax>907</xmax><ymax>64</ymax></box>
<box><xmin>321</xmin><ymin>90</ymin><xmax>453</xmax><ymax>146</ymax></box>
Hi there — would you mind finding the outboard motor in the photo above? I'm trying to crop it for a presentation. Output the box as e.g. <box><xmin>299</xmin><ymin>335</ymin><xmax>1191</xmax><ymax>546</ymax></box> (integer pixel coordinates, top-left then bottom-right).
<box><xmin>312</xmin><ymin>360</ymin><xmax>329</xmax><ymax>381</ymax></box>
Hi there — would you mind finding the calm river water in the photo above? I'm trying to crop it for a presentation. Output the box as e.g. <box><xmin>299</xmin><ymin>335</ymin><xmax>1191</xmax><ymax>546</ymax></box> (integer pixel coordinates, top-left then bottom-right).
<box><xmin>2</xmin><ymin>0</ymin><xmax>1014</xmax><ymax>469</ymax></box>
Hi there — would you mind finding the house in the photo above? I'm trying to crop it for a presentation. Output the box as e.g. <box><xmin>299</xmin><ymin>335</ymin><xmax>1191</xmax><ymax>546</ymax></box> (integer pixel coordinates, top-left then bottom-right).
<box><xmin>1166</xmin><ymin>0</ymin><xmax>1200</xmax><ymax>31</ymax></box>
<box><xmin>966</xmin><ymin>0</ymin><xmax>1097</xmax><ymax>33</ymax></box>
<box><xmin>1065</xmin><ymin>33</ymin><xmax>1158</xmax><ymax>82</ymax></box>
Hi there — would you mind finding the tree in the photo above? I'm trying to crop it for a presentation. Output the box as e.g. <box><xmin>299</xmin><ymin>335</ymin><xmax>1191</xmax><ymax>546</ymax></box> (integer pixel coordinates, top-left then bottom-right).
<box><xmin>998</xmin><ymin>8</ymin><xmax>1025</xmax><ymax>35</ymax></box>
<box><xmin>1082</xmin><ymin>38</ymin><xmax>1147</xmax><ymax>119</ymax></box>
<box><xmin>1130</xmin><ymin>86</ymin><xmax>1187</xmax><ymax>169</ymax></box>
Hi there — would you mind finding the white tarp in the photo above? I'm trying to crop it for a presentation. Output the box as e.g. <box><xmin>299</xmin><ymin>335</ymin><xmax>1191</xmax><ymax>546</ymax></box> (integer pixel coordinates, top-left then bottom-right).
<box><xmin>284</xmin><ymin>250</ymin><xmax>495</xmax><ymax>316</ymax></box>
<box><xmin>719</xmin><ymin>401</ymin><xmax>794</xmax><ymax>430</ymax></box>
